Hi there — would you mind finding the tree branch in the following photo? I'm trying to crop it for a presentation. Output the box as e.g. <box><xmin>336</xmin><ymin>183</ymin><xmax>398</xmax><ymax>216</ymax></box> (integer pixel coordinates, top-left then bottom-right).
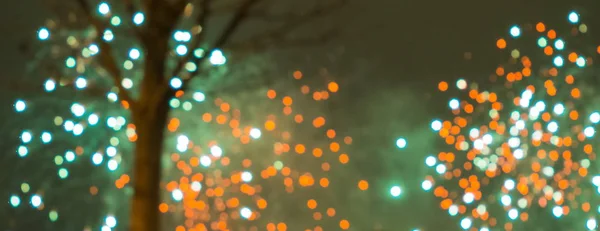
<box><xmin>182</xmin><ymin>0</ymin><xmax>261</xmax><ymax>89</ymax></box>
<box><xmin>73</xmin><ymin>0</ymin><xmax>137</xmax><ymax>109</ymax></box>
<box><xmin>172</xmin><ymin>0</ymin><xmax>212</xmax><ymax>78</ymax></box>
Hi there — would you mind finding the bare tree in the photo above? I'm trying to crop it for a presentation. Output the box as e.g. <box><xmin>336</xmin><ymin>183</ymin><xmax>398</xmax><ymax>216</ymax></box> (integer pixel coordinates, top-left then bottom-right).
<box><xmin>17</xmin><ymin>0</ymin><xmax>347</xmax><ymax>230</ymax></box>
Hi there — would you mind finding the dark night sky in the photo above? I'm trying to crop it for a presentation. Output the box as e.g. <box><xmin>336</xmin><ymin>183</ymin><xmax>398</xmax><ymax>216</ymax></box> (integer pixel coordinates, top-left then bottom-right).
<box><xmin>1</xmin><ymin>0</ymin><xmax>600</xmax><ymax>230</ymax></box>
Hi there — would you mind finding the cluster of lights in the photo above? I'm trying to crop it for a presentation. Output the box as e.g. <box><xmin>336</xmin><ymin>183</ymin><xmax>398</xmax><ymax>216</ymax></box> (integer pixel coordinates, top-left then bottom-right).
<box><xmin>422</xmin><ymin>11</ymin><xmax>600</xmax><ymax>230</ymax></box>
<box><xmin>15</xmin><ymin>1</ymin><xmax>363</xmax><ymax>230</ymax></box>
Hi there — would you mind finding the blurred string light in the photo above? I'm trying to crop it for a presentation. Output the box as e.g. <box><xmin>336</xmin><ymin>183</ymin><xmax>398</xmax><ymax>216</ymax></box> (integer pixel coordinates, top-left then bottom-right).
<box><xmin>424</xmin><ymin>11</ymin><xmax>600</xmax><ymax>230</ymax></box>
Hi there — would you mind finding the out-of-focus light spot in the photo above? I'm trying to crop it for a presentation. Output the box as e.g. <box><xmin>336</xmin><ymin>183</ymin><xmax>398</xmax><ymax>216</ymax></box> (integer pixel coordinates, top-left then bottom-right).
<box><xmin>448</xmin><ymin>205</ymin><xmax>458</xmax><ymax>216</ymax></box>
<box><xmin>436</xmin><ymin>164</ymin><xmax>446</xmax><ymax>174</ymax></box>
<box><xmin>509</xmin><ymin>26</ymin><xmax>521</xmax><ymax>37</ymax></box>
<box><xmin>89</xmin><ymin>44</ymin><xmax>99</xmax><ymax>55</ymax></box>
<box><xmin>456</xmin><ymin>79</ymin><xmax>467</xmax><ymax>90</ymax></box>
<box><xmin>107</xmin><ymin>159</ymin><xmax>118</xmax><ymax>171</ymax></box>
<box><xmin>553</xmin><ymin>56</ymin><xmax>564</xmax><ymax>67</ymax></box>
<box><xmin>71</xmin><ymin>103</ymin><xmax>85</xmax><ymax>117</ymax></box>
<box><xmin>395</xmin><ymin>137</ymin><xmax>407</xmax><ymax>149</ymax></box>
<box><xmin>17</xmin><ymin>146</ymin><xmax>28</xmax><ymax>157</ymax></box>
<box><xmin>38</xmin><ymin>28</ymin><xmax>50</xmax><ymax>40</ymax></box>
<box><xmin>240</xmin><ymin>207</ymin><xmax>252</xmax><ymax>219</ymax></box>
<box><xmin>431</xmin><ymin>120</ymin><xmax>442</xmax><ymax>131</ymax></box>
<box><xmin>241</xmin><ymin>171</ymin><xmax>253</xmax><ymax>182</ymax></box>
<box><xmin>174</xmin><ymin>31</ymin><xmax>192</xmax><ymax>42</ymax></box>
<box><xmin>129</xmin><ymin>48</ymin><xmax>140</xmax><ymax>60</ymax></box>
<box><xmin>460</xmin><ymin>218</ymin><xmax>472</xmax><ymax>230</ymax></box>
<box><xmin>98</xmin><ymin>2</ymin><xmax>110</xmax><ymax>15</ymax></box>
<box><xmin>121</xmin><ymin>78</ymin><xmax>133</xmax><ymax>89</ymax></box>
<box><xmin>75</xmin><ymin>77</ymin><xmax>87</xmax><ymax>89</ymax></box>
<box><xmin>58</xmin><ymin>168</ymin><xmax>69</xmax><ymax>179</ymax></box>
<box><xmin>111</xmin><ymin>16</ymin><xmax>121</xmax><ymax>26</ymax></box>
<box><xmin>170</xmin><ymin>77</ymin><xmax>182</xmax><ymax>89</ymax></box>
<box><xmin>103</xmin><ymin>29</ymin><xmax>114</xmax><ymax>41</ymax></box>
<box><xmin>584</xmin><ymin>126</ymin><xmax>595</xmax><ymax>138</ymax></box>
<box><xmin>501</xmin><ymin>194</ymin><xmax>511</xmax><ymax>206</ymax></box>
<box><xmin>250</xmin><ymin>128</ymin><xmax>261</xmax><ymax>139</ymax></box>
<box><xmin>55</xmin><ymin>156</ymin><xmax>64</xmax><ymax>165</ymax></box>
<box><xmin>576</xmin><ymin>56</ymin><xmax>586</xmax><ymax>67</ymax></box>
<box><xmin>65</xmin><ymin>151</ymin><xmax>76</xmax><ymax>162</ymax></box>
<box><xmin>554</xmin><ymin>39</ymin><xmax>565</xmax><ymax>50</ymax></box>
<box><xmin>274</xmin><ymin>161</ymin><xmax>284</xmax><ymax>170</ymax></box>
<box><xmin>579</xmin><ymin>24</ymin><xmax>588</xmax><ymax>33</ymax></box>
<box><xmin>106</xmin><ymin>146</ymin><xmax>117</xmax><ymax>157</ymax></box>
<box><xmin>10</xmin><ymin>195</ymin><xmax>20</xmax><ymax>207</ymax></box>
<box><xmin>590</xmin><ymin>112</ymin><xmax>600</xmax><ymax>123</ymax></box>
<box><xmin>182</xmin><ymin>102</ymin><xmax>192</xmax><ymax>111</ymax></box>
<box><xmin>107</xmin><ymin>92</ymin><xmax>118</xmax><ymax>102</ymax></box>
<box><xmin>421</xmin><ymin>180</ymin><xmax>432</xmax><ymax>191</ymax></box>
<box><xmin>587</xmin><ymin>218</ymin><xmax>597</xmax><ymax>230</ymax></box>
<box><xmin>425</xmin><ymin>156</ymin><xmax>436</xmax><ymax>167</ymax></box>
<box><xmin>463</xmin><ymin>192</ymin><xmax>474</xmax><ymax>204</ymax></box>
<box><xmin>31</xmin><ymin>195</ymin><xmax>42</xmax><ymax>208</ymax></box>
<box><xmin>66</xmin><ymin>57</ymin><xmax>76</xmax><ymax>68</ymax></box>
<box><xmin>191</xmin><ymin>181</ymin><xmax>202</xmax><ymax>191</ymax></box>
<box><xmin>49</xmin><ymin>210</ymin><xmax>59</xmax><ymax>222</ymax></box>
<box><xmin>176</xmin><ymin>45</ymin><xmax>188</xmax><ymax>56</ymax></box>
<box><xmin>209</xmin><ymin>50</ymin><xmax>226</xmax><ymax>65</ymax></box>
<box><xmin>504</xmin><ymin>179</ymin><xmax>515</xmax><ymax>190</ymax></box>
<box><xmin>92</xmin><ymin>153</ymin><xmax>104</xmax><ymax>165</ymax></box>
<box><xmin>210</xmin><ymin>146</ymin><xmax>223</xmax><ymax>157</ymax></box>
<box><xmin>177</xmin><ymin>135</ymin><xmax>189</xmax><ymax>152</ymax></box>
<box><xmin>547</xmin><ymin>121</ymin><xmax>558</xmax><ymax>133</ymax></box>
<box><xmin>44</xmin><ymin>79</ymin><xmax>56</xmax><ymax>92</ymax></box>
<box><xmin>105</xmin><ymin>216</ymin><xmax>117</xmax><ymax>228</ymax></box>
<box><xmin>88</xmin><ymin>114</ymin><xmax>99</xmax><ymax>126</ymax></box>
<box><xmin>170</xmin><ymin>98</ymin><xmax>180</xmax><ymax>108</ymax></box>
<box><xmin>568</xmin><ymin>11</ymin><xmax>580</xmax><ymax>24</ymax></box>
<box><xmin>390</xmin><ymin>185</ymin><xmax>402</xmax><ymax>197</ymax></box>
<box><xmin>21</xmin><ymin>183</ymin><xmax>30</xmax><ymax>193</ymax></box>
<box><xmin>449</xmin><ymin>98</ymin><xmax>460</xmax><ymax>110</ymax></box>
<box><xmin>15</xmin><ymin>100</ymin><xmax>26</xmax><ymax>112</ymax></box>
<box><xmin>200</xmin><ymin>155</ymin><xmax>211</xmax><ymax>167</ymax></box>
<box><xmin>553</xmin><ymin>104</ymin><xmax>564</xmax><ymax>115</ymax></box>
<box><xmin>21</xmin><ymin>131</ymin><xmax>32</xmax><ymax>143</ymax></box>
<box><xmin>41</xmin><ymin>132</ymin><xmax>52</xmax><ymax>144</ymax></box>
<box><xmin>193</xmin><ymin>92</ymin><xmax>205</xmax><ymax>102</ymax></box>
<box><xmin>508</xmin><ymin>208</ymin><xmax>518</xmax><ymax>220</ymax></box>
<box><xmin>73</xmin><ymin>124</ymin><xmax>84</xmax><ymax>136</ymax></box>
<box><xmin>537</xmin><ymin>37</ymin><xmax>547</xmax><ymax>47</ymax></box>
<box><xmin>185</xmin><ymin>62</ymin><xmax>197</xmax><ymax>72</ymax></box>
<box><xmin>552</xmin><ymin>206</ymin><xmax>563</xmax><ymax>217</ymax></box>
<box><xmin>133</xmin><ymin>12</ymin><xmax>145</xmax><ymax>25</ymax></box>
<box><xmin>172</xmin><ymin>189</ymin><xmax>183</xmax><ymax>201</ymax></box>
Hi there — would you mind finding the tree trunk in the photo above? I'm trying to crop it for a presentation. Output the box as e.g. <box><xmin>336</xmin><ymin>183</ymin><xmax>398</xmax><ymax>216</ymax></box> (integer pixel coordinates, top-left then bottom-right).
<box><xmin>129</xmin><ymin>100</ymin><xmax>170</xmax><ymax>231</ymax></box>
